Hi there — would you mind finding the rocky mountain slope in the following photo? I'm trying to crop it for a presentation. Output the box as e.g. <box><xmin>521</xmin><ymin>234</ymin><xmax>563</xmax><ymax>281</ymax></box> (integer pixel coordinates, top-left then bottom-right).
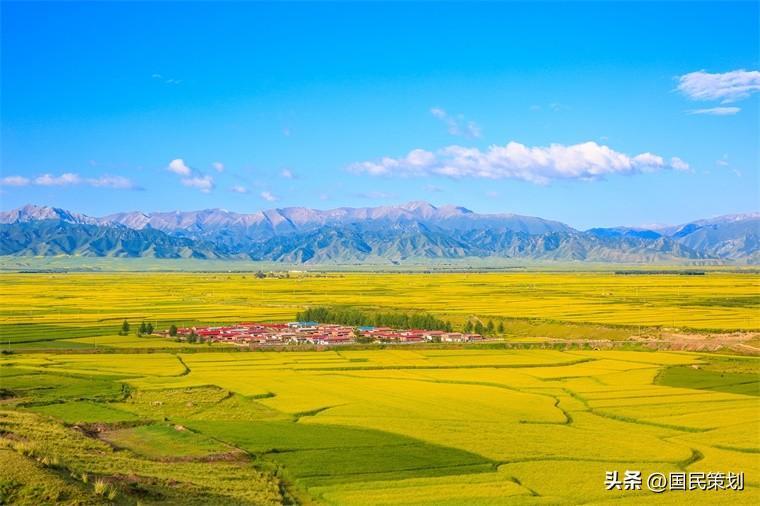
<box><xmin>1</xmin><ymin>204</ymin><xmax>757</xmax><ymax>263</ymax></box>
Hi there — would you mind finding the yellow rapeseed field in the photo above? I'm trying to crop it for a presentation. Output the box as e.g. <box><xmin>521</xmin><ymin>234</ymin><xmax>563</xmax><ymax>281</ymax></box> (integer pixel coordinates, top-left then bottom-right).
<box><xmin>3</xmin><ymin>349</ymin><xmax>757</xmax><ymax>504</ymax></box>
<box><xmin>1</xmin><ymin>271</ymin><xmax>758</xmax><ymax>346</ymax></box>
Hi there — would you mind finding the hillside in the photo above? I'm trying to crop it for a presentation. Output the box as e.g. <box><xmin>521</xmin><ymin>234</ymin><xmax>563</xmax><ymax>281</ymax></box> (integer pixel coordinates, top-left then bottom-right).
<box><xmin>1</xmin><ymin>203</ymin><xmax>757</xmax><ymax>263</ymax></box>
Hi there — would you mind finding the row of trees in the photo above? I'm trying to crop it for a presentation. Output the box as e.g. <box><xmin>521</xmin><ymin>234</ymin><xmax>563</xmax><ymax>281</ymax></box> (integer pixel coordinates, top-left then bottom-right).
<box><xmin>463</xmin><ymin>319</ymin><xmax>504</xmax><ymax>336</ymax></box>
<box><xmin>119</xmin><ymin>320</ymin><xmax>154</xmax><ymax>337</ymax></box>
<box><xmin>296</xmin><ymin>307</ymin><xmax>454</xmax><ymax>332</ymax></box>
<box><xmin>119</xmin><ymin>321</ymin><xmax>213</xmax><ymax>344</ymax></box>
<box><xmin>296</xmin><ymin>307</ymin><xmax>509</xmax><ymax>336</ymax></box>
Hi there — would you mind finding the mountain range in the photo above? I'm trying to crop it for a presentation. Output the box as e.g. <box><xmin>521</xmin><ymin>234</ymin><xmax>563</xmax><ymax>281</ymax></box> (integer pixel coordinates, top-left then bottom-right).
<box><xmin>1</xmin><ymin>203</ymin><xmax>758</xmax><ymax>264</ymax></box>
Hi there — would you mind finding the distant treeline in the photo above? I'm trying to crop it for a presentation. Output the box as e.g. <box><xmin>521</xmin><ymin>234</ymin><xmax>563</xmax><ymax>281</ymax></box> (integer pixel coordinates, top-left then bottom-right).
<box><xmin>296</xmin><ymin>306</ymin><xmax>453</xmax><ymax>332</ymax></box>
<box><xmin>614</xmin><ymin>270</ymin><xmax>705</xmax><ymax>275</ymax></box>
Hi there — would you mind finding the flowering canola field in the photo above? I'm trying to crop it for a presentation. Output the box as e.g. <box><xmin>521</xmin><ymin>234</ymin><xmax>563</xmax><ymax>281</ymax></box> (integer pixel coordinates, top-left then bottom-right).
<box><xmin>1</xmin><ymin>271</ymin><xmax>758</xmax><ymax>349</ymax></box>
<box><xmin>2</xmin><ymin>348</ymin><xmax>758</xmax><ymax>504</ymax></box>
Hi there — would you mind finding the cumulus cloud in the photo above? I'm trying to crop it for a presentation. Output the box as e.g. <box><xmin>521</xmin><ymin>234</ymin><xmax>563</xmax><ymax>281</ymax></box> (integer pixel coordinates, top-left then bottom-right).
<box><xmin>688</xmin><ymin>107</ymin><xmax>741</xmax><ymax>116</ymax></box>
<box><xmin>168</xmin><ymin>159</ymin><xmax>216</xmax><ymax>193</ymax></box>
<box><xmin>280</xmin><ymin>168</ymin><xmax>295</xmax><ymax>179</ymax></box>
<box><xmin>181</xmin><ymin>175</ymin><xmax>214</xmax><ymax>193</ymax></box>
<box><xmin>86</xmin><ymin>175</ymin><xmax>138</xmax><ymax>189</ymax></box>
<box><xmin>260</xmin><ymin>191</ymin><xmax>278</xmax><ymax>202</ymax></box>
<box><xmin>430</xmin><ymin>107</ymin><xmax>481</xmax><ymax>138</ymax></box>
<box><xmin>168</xmin><ymin>159</ymin><xmax>191</xmax><ymax>176</ymax></box>
<box><xmin>34</xmin><ymin>173</ymin><xmax>82</xmax><ymax>186</ymax></box>
<box><xmin>230</xmin><ymin>185</ymin><xmax>248</xmax><ymax>194</ymax></box>
<box><xmin>0</xmin><ymin>175</ymin><xmax>31</xmax><ymax>186</ymax></box>
<box><xmin>677</xmin><ymin>69</ymin><xmax>760</xmax><ymax>103</ymax></box>
<box><xmin>669</xmin><ymin>157</ymin><xmax>690</xmax><ymax>172</ymax></box>
<box><xmin>348</xmin><ymin>141</ymin><xmax>688</xmax><ymax>184</ymax></box>
<box><xmin>1</xmin><ymin>173</ymin><xmax>137</xmax><ymax>189</ymax></box>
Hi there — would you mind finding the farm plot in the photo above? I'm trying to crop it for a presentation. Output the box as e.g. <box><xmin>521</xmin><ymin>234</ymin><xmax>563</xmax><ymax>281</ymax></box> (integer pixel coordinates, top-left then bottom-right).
<box><xmin>1</xmin><ymin>271</ymin><xmax>758</xmax><ymax>352</ymax></box>
<box><xmin>1</xmin><ymin>348</ymin><xmax>758</xmax><ymax>504</ymax></box>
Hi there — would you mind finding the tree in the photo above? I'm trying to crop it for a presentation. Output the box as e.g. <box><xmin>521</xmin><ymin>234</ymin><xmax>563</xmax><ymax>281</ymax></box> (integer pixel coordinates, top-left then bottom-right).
<box><xmin>486</xmin><ymin>320</ymin><xmax>494</xmax><ymax>334</ymax></box>
<box><xmin>169</xmin><ymin>325</ymin><xmax>178</xmax><ymax>337</ymax></box>
<box><xmin>120</xmin><ymin>320</ymin><xmax>130</xmax><ymax>335</ymax></box>
<box><xmin>355</xmin><ymin>334</ymin><xmax>374</xmax><ymax>344</ymax></box>
<box><xmin>187</xmin><ymin>331</ymin><xmax>198</xmax><ymax>344</ymax></box>
<box><xmin>138</xmin><ymin>322</ymin><xmax>147</xmax><ymax>336</ymax></box>
<box><xmin>497</xmin><ymin>321</ymin><xmax>505</xmax><ymax>334</ymax></box>
<box><xmin>146</xmin><ymin>322</ymin><xmax>154</xmax><ymax>335</ymax></box>
<box><xmin>255</xmin><ymin>271</ymin><xmax>266</xmax><ymax>279</ymax></box>
<box><xmin>463</xmin><ymin>320</ymin><xmax>473</xmax><ymax>333</ymax></box>
<box><xmin>474</xmin><ymin>321</ymin><xmax>484</xmax><ymax>335</ymax></box>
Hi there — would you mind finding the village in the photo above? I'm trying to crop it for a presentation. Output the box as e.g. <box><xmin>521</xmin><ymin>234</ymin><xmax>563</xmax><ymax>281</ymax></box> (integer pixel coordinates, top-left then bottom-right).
<box><xmin>165</xmin><ymin>321</ymin><xmax>484</xmax><ymax>346</ymax></box>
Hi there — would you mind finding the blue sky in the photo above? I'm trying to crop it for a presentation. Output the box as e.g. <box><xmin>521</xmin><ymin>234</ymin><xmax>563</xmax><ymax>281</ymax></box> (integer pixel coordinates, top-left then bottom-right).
<box><xmin>1</xmin><ymin>1</ymin><xmax>758</xmax><ymax>229</ymax></box>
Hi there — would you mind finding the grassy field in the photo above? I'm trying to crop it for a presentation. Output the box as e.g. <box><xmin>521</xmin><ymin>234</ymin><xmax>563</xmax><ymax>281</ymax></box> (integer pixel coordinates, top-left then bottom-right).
<box><xmin>1</xmin><ymin>271</ymin><xmax>758</xmax><ymax>351</ymax></box>
<box><xmin>1</xmin><ymin>348</ymin><xmax>758</xmax><ymax>504</ymax></box>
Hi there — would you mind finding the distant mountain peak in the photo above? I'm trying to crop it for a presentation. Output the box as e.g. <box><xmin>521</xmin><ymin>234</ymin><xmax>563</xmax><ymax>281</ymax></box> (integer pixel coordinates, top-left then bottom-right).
<box><xmin>1</xmin><ymin>203</ymin><xmax>757</xmax><ymax>263</ymax></box>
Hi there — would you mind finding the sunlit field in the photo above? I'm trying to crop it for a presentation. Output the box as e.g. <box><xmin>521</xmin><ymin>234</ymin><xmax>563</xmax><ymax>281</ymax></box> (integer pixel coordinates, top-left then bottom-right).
<box><xmin>1</xmin><ymin>349</ymin><xmax>758</xmax><ymax>504</ymax></box>
<box><xmin>1</xmin><ymin>271</ymin><xmax>758</xmax><ymax>350</ymax></box>
<box><xmin>1</xmin><ymin>271</ymin><xmax>758</xmax><ymax>503</ymax></box>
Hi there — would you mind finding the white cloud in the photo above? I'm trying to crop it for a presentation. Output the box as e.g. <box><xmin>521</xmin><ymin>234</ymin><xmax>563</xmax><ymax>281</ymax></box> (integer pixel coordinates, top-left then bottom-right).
<box><xmin>280</xmin><ymin>168</ymin><xmax>295</xmax><ymax>179</ymax></box>
<box><xmin>86</xmin><ymin>175</ymin><xmax>137</xmax><ymax>189</ymax></box>
<box><xmin>212</xmin><ymin>162</ymin><xmax>224</xmax><ymax>172</ymax></box>
<box><xmin>181</xmin><ymin>175</ymin><xmax>214</xmax><ymax>193</ymax></box>
<box><xmin>260</xmin><ymin>191</ymin><xmax>277</xmax><ymax>202</ymax></box>
<box><xmin>688</xmin><ymin>107</ymin><xmax>741</xmax><ymax>116</ymax></box>
<box><xmin>0</xmin><ymin>175</ymin><xmax>31</xmax><ymax>186</ymax></box>
<box><xmin>349</xmin><ymin>141</ymin><xmax>687</xmax><ymax>184</ymax></box>
<box><xmin>677</xmin><ymin>69</ymin><xmax>760</xmax><ymax>103</ymax></box>
<box><xmin>716</xmin><ymin>155</ymin><xmax>729</xmax><ymax>167</ymax></box>
<box><xmin>231</xmin><ymin>185</ymin><xmax>248</xmax><ymax>194</ymax></box>
<box><xmin>422</xmin><ymin>184</ymin><xmax>444</xmax><ymax>193</ymax></box>
<box><xmin>168</xmin><ymin>159</ymin><xmax>191</xmax><ymax>176</ymax></box>
<box><xmin>670</xmin><ymin>157</ymin><xmax>690</xmax><ymax>172</ymax></box>
<box><xmin>34</xmin><ymin>173</ymin><xmax>82</xmax><ymax>186</ymax></box>
<box><xmin>430</xmin><ymin>107</ymin><xmax>482</xmax><ymax>138</ymax></box>
<box><xmin>1</xmin><ymin>173</ymin><xmax>137</xmax><ymax>189</ymax></box>
<box><xmin>152</xmin><ymin>73</ymin><xmax>181</xmax><ymax>85</ymax></box>
<box><xmin>351</xmin><ymin>148</ymin><xmax>436</xmax><ymax>177</ymax></box>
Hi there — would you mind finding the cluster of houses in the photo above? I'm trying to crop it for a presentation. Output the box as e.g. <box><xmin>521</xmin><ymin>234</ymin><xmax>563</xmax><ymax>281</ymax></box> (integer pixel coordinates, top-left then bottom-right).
<box><xmin>167</xmin><ymin>321</ymin><xmax>483</xmax><ymax>347</ymax></box>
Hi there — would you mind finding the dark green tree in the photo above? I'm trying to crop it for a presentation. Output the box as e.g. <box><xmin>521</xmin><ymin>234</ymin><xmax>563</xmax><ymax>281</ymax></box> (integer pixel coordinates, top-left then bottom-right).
<box><xmin>169</xmin><ymin>325</ymin><xmax>178</xmax><ymax>337</ymax></box>
<box><xmin>497</xmin><ymin>321</ymin><xmax>505</xmax><ymax>334</ymax></box>
<box><xmin>120</xmin><ymin>320</ymin><xmax>130</xmax><ymax>335</ymax></box>
<box><xmin>474</xmin><ymin>321</ymin><xmax>485</xmax><ymax>335</ymax></box>
<box><xmin>486</xmin><ymin>320</ymin><xmax>494</xmax><ymax>334</ymax></box>
<box><xmin>146</xmin><ymin>322</ymin><xmax>154</xmax><ymax>335</ymax></box>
